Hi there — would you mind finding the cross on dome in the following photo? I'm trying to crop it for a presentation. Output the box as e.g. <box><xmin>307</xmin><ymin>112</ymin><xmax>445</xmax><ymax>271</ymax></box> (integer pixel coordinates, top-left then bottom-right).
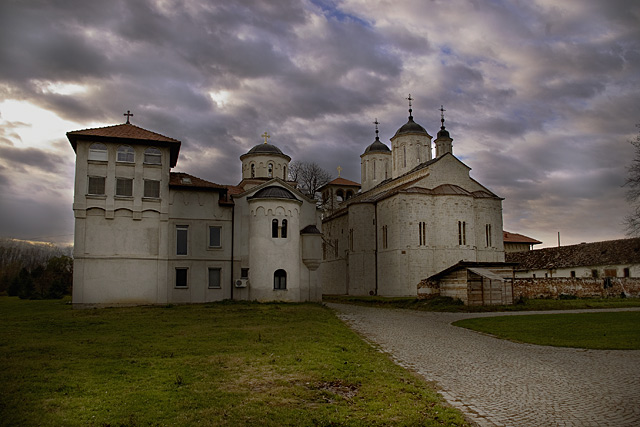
<box><xmin>406</xmin><ymin>94</ymin><xmax>414</xmax><ymax>119</ymax></box>
<box><xmin>440</xmin><ymin>105</ymin><xmax>446</xmax><ymax>129</ymax></box>
<box><xmin>261</xmin><ymin>131</ymin><xmax>270</xmax><ymax>144</ymax></box>
<box><xmin>337</xmin><ymin>166</ymin><xmax>342</xmax><ymax>177</ymax></box>
<box><xmin>124</xmin><ymin>110</ymin><xmax>133</xmax><ymax>124</ymax></box>
<box><xmin>373</xmin><ymin>118</ymin><xmax>380</xmax><ymax>139</ymax></box>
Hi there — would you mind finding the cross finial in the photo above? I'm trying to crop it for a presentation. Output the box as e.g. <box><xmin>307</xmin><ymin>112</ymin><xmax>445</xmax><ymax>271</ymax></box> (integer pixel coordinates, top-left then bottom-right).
<box><xmin>337</xmin><ymin>166</ymin><xmax>342</xmax><ymax>177</ymax></box>
<box><xmin>124</xmin><ymin>110</ymin><xmax>133</xmax><ymax>124</ymax></box>
<box><xmin>406</xmin><ymin>94</ymin><xmax>413</xmax><ymax>119</ymax></box>
<box><xmin>373</xmin><ymin>118</ymin><xmax>380</xmax><ymax>139</ymax></box>
<box><xmin>261</xmin><ymin>131</ymin><xmax>270</xmax><ymax>144</ymax></box>
<box><xmin>440</xmin><ymin>105</ymin><xmax>446</xmax><ymax>129</ymax></box>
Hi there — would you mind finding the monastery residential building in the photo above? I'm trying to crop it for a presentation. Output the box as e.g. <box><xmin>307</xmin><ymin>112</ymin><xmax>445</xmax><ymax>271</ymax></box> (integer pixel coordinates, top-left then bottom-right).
<box><xmin>319</xmin><ymin>103</ymin><xmax>507</xmax><ymax>297</ymax></box>
<box><xmin>68</xmin><ymin>117</ymin><xmax>323</xmax><ymax>305</ymax></box>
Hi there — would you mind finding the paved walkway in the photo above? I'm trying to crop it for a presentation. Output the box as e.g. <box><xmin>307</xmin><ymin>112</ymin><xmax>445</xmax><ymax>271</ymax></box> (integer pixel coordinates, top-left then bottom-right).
<box><xmin>328</xmin><ymin>304</ymin><xmax>640</xmax><ymax>427</ymax></box>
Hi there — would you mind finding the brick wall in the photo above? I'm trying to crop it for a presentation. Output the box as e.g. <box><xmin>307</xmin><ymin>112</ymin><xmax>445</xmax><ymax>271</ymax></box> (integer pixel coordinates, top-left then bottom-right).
<box><xmin>513</xmin><ymin>277</ymin><xmax>640</xmax><ymax>299</ymax></box>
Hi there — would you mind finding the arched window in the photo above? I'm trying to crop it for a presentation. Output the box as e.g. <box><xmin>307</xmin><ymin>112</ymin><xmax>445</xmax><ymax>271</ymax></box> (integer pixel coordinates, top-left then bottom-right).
<box><xmin>117</xmin><ymin>145</ymin><xmax>135</xmax><ymax>163</ymax></box>
<box><xmin>346</xmin><ymin>190</ymin><xmax>353</xmax><ymax>200</ymax></box>
<box><xmin>272</xmin><ymin>219</ymin><xmax>278</xmax><ymax>238</ymax></box>
<box><xmin>274</xmin><ymin>269</ymin><xmax>287</xmax><ymax>290</ymax></box>
<box><xmin>88</xmin><ymin>143</ymin><xmax>107</xmax><ymax>161</ymax></box>
<box><xmin>336</xmin><ymin>189</ymin><xmax>344</xmax><ymax>202</ymax></box>
<box><xmin>268</xmin><ymin>163</ymin><xmax>273</xmax><ymax>178</ymax></box>
<box><xmin>144</xmin><ymin>147</ymin><xmax>161</xmax><ymax>165</ymax></box>
<box><xmin>251</xmin><ymin>163</ymin><xmax>255</xmax><ymax>178</ymax></box>
<box><xmin>283</xmin><ymin>165</ymin><xmax>287</xmax><ymax>180</ymax></box>
<box><xmin>281</xmin><ymin>219</ymin><xmax>287</xmax><ymax>238</ymax></box>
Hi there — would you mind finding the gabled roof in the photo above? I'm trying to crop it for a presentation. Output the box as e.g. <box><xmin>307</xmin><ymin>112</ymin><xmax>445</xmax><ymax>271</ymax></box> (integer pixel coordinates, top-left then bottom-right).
<box><xmin>505</xmin><ymin>237</ymin><xmax>640</xmax><ymax>270</ymax></box>
<box><xmin>67</xmin><ymin>123</ymin><xmax>182</xmax><ymax>167</ymax></box>
<box><xmin>319</xmin><ymin>177</ymin><xmax>361</xmax><ymax>191</ymax></box>
<box><xmin>169</xmin><ymin>172</ymin><xmax>227</xmax><ymax>192</ymax></box>
<box><xmin>427</xmin><ymin>261</ymin><xmax>516</xmax><ymax>281</ymax></box>
<box><xmin>503</xmin><ymin>231</ymin><xmax>542</xmax><ymax>245</ymax></box>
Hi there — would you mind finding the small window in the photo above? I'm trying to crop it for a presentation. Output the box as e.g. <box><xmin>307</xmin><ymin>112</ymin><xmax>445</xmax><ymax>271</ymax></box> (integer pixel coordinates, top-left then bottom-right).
<box><xmin>241</xmin><ymin>268</ymin><xmax>249</xmax><ymax>279</ymax></box>
<box><xmin>88</xmin><ymin>143</ymin><xmax>107</xmax><ymax>161</ymax></box>
<box><xmin>208</xmin><ymin>268</ymin><xmax>221</xmax><ymax>289</ymax></box>
<box><xmin>336</xmin><ymin>189</ymin><xmax>344</xmax><ymax>202</ymax></box>
<box><xmin>116</xmin><ymin>178</ymin><xmax>133</xmax><ymax>197</ymax></box>
<box><xmin>272</xmin><ymin>219</ymin><xmax>278</xmax><ymax>238</ymax></box>
<box><xmin>382</xmin><ymin>225</ymin><xmax>388</xmax><ymax>249</ymax></box>
<box><xmin>274</xmin><ymin>269</ymin><xmax>287</xmax><ymax>290</ymax></box>
<box><xmin>570</xmin><ymin>271</ymin><xmax>576</xmax><ymax>278</ymax></box>
<box><xmin>144</xmin><ymin>180</ymin><xmax>160</xmax><ymax>198</ymax></box>
<box><xmin>209</xmin><ymin>226</ymin><xmax>221</xmax><ymax>248</ymax></box>
<box><xmin>175</xmin><ymin>268</ymin><xmax>188</xmax><ymax>288</ymax></box>
<box><xmin>624</xmin><ymin>268</ymin><xmax>630</xmax><ymax>278</ymax></box>
<box><xmin>419</xmin><ymin>222</ymin><xmax>426</xmax><ymax>246</ymax></box>
<box><xmin>177</xmin><ymin>225</ymin><xmax>188</xmax><ymax>255</ymax></box>
<box><xmin>591</xmin><ymin>269</ymin><xmax>599</xmax><ymax>278</ymax></box>
<box><xmin>144</xmin><ymin>147</ymin><xmax>161</xmax><ymax>165</ymax></box>
<box><xmin>117</xmin><ymin>145</ymin><xmax>135</xmax><ymax>163</ymax></box>
<box><xmin>458</xmin><ymin>221</ymin><xmax>466</xmax><ymax>245</ymax></box>
<box><xmin>251</xmin><ymin>163</ymin><xmax>255</xmax><ymax>178</ymax></box>
<box><xmin>87</xmin><ymin>176</ymin><xmax>105</xmax><ymax>195</ymax></box>
<box><xmin>283</xmin><ymin>165</ymin><xmax>287</xmax><ymax>180</ymax></box>
<box><xmin>485</xmin><ymin>224</ymin><xmax>492</xmax><ymax>247</ymax></box>
<box><xmin>346</xmin><ymin>190</ymin><xmax>353</xmax><ymax>200</ymax></box>
<box><xmin>268</xmin><ymin>163</ymin><xmax>273</xmax><ymax>178</ymax></box>
<box><xmin>349</xmin><ymin>229</ymin><xmax>354</xmax><ymax>251</ymax></box>
<box><xmin>281</xmin><ymin>219</ymin><xmax>287</xmax><ymax>238</ymax></box>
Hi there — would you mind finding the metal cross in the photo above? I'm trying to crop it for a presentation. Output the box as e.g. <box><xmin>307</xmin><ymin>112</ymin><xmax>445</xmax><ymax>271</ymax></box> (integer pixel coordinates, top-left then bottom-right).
<box><xmin>373</xmin><ymin>118</ymin><xmax>380</xmax><ymax>138</ymax></box>
<box><xmin>124</xmin><ymin>110</ymin><xmax>133</xmax><ymax>124</ymax></box>
<box><xmin>337</xmin><ymin>166</ymin><xmax>342</xmax><ymax>177</ymax></box>
<box><xmin>406</xmin><ymin>94</ymin><xmax>413</xmax><ymax>109</ymax></box>
<box><xmin>261</xmin><ymin>131</ymin><xmax>270</xmax><ymax>144</ymax></box>
<box><xmin>440</xmin><ymin>105</ymin><xmax>446</xmax><ymax>127</ymax></box>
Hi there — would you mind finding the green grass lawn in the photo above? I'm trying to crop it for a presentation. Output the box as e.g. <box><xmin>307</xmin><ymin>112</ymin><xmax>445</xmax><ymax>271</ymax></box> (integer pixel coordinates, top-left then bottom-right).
<box><xmin>453</xmin><ymin>311</ymin><xmax>640</xmax><ymax>350</ymax></box>
<box><xmin>323</xmin><ymin>294</ymin><xmax>640</xmax><ymax>312</ymax></box>
<box><xmin>0</xmin><ymin>297</ymin><xmax>469</xmax><ymax>427</ymax></box>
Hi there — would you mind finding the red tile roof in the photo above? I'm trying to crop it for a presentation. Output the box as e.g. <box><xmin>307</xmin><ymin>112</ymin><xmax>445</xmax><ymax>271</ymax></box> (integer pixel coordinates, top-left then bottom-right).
<box><xmin>503</xmin><ymin>231</ymin><xmax>542</xmax><ymax>245</ymax></box>
<box><xmin>169</xmin><ymin>172</ymin><xmax>227</xmax><ymax>191</ymax></box>
<box><xmin>326</xmin><ymin>177</ymin><xmax>361</xmax><ymax>187</ymax></box>
<box><xmin>67</xmin><ymin>123</ymin><xmax>181</xmax><ymax>167</ymax></box>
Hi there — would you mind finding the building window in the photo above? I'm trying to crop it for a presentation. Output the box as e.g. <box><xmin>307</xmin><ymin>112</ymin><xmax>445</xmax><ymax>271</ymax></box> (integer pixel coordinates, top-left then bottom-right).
<box><xmin>88</xmin><ymin>143</ymin><xmax>107</xmax><ymax>161</ymax></box>
<box><xmin>272</xmin><ymin>219</ymin><xmax>278</xmax><ymax>238</ymax></box>
<box><xmin>382</xmin><ymin>225</ymin><xmax>388</xmax><ymax>249</ymax></box>
<box><xmin>336</xmin><ymin>189</ymin><xmax>344</xmax><ymax>202</ymax></box>
<box><xmin>283</xmin><ymin>165</ymin><xmax>287</xmax><ymax>180</ymax></box>
<box><xmin>403</xmin><ymin>145</ymin><xmax>407</xmax><ymax>167</ymax></box>
<box><xmin>144</xmin><ymin>180</ymin><xmax>160</xmax><ymax>198</ymax></box>
<box><xmin>117</xmin><ymin>145</ymin><xmax>135</xmax><ymax>163</ymax></box>
<box><xmin>458</xmin><ymin>221</ymin><xmax>466</xmax><ymax>245</ymax></box>
<box><xmin>116</xmin><ymin>178</ymin><xmax>133</xmax><ymax>197</ymax></box>
<box><xmin>274</xmin><ymin>269</ymin><xmax>287</xmax><ymax>290</ymax></box>
<box><xmin>485</xmin><ymin>224</ymin><xmax>492</xmax><ymax>247</ymax></box>
<box><xmin>209</xmin><ymin>226</ymin><xmax>222</xmax><ymax>248</ymax></box>
<box><xmin>241</xmin><ymin>268</ymin><xmax>249</xmax><ymax>279</ymax></box>
<box><xmin>175</xmin><ymin>268</ymin><xmax>188</xmax><ymax>288</ymax></box>
<box><xmin>87</xmin><ymin>176</ymin><xmax>105</xmax><ymax>195</ymax></box>
<box><xmin>624</xmin><ymin>268</ymin><xmax>630</xmax><ymax>278</ymax></box>
<box><xmin>591</xmin><ymin>269</ymin><xmax>599</xmax><ymax>278</ymax></box>
<box><xmin>176</xmin><ymin>225</ymin><xmax>188</xmax><ymax>255</ymax></box>
<box><xmin>349</xmin><ymin>229</ymin><xmax>354</xmax><ymax>251</ymax></box>
<box><xmin>208</xmin><ymin>268</ymin><xmax>221</xmax><ymax>289</ymax></box>
<box><xmin>251</xmin><ymin>163</ymin><xmax>255</xmax><ymax>178</ymax></box>
<box><xmin>419</xmin><ymin>222</ymin><xmax>426</xmax><ymax>246</ymax></box>
<box><xmin>570</xmin><ymin>271</ymin><xmax>576</xmax><ymax>278</ymax></box>
<box><xmin>268</xmin><ymin>163</ymin><xmax>273</xmax><ymax>178</ymax></box>
<box><xmin>346</xmin><ymin>190</ymin><xmax>353</xmax><ymax>200</ymax></box>
<box><xmin>281</xmin><ymin>219</ymin><xmax>288</xmax><ymax>238</ymax></box>
<box><xmin>144</xmin><ymin>147</ymin><xmax>162</xmax><ymax>165</ymax></box>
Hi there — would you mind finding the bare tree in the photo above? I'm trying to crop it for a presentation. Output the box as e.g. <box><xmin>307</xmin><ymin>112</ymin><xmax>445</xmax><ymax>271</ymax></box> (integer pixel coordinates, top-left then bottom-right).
<box><xmin>625</xmin><ymin>123</ymin><xmax>640</xmax><ymax>235</ymax></box>
<box><xmin>288</xmin><ymin>161</ymin><xmax>332</xmax><ymax>200</ymax></box>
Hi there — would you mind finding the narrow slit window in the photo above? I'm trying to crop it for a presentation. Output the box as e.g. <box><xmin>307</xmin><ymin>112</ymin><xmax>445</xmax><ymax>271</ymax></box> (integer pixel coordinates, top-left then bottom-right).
<box><xmin>176</xmin><ymin>225</ymin><xmax>188</xmax><ymax>255</ymax></box>
<box><xmin>281</xmin><ymin>219</ymin><xmax>287</xmax><ymax>238</ymax></box>
<box><xmin>272</xmin><ymin>219</ymin><xmax>278</xmax><ymax>238</ymax></box>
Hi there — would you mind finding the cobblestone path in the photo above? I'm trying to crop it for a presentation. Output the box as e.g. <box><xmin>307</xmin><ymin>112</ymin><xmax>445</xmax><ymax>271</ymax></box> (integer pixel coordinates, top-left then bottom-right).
<box><xmin>328</xmin><ymin>304</ymin><xmax>640</xmax><ymax>427</ymax></box>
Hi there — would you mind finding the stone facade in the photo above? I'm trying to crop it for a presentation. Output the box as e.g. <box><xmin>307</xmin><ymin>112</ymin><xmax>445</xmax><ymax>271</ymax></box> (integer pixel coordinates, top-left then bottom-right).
<box><xmin>68</xmin><ymin>123</ymin><xmax>322</xmax><ymax>306</ymax></box>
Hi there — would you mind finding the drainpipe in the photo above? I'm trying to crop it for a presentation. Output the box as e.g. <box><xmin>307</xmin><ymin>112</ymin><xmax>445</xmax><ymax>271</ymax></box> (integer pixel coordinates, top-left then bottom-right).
<box><xmin>374</xmin><ymin>202</ymin><xmax>378</xmax><ymax>296</ymax></box>
<box><xmin>230</xmin><ymin>203</ymin><xmax>235</xmax><ymax>301</ymax></box>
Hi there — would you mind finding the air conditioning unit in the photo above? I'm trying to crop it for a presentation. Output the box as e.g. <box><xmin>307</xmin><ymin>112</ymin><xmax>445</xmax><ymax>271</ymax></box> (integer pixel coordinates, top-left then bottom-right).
<box><xmin>235</xmin><ymin>279</ymin><xmax>248</xmax><ymax>288</ymax></box>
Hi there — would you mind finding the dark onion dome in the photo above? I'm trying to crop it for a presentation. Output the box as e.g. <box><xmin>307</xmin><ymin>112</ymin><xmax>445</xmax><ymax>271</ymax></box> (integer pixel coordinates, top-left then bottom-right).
<box><xmin>246</xmin><ymin>142</ymin><xmax>284</xmax><ymax>155</ymax></box>
<box><xmin>248</xmin><ymin>186</ymin><xmax>299</xmax><ymax>201</ymax></box>
<box><xmin>364</xmin><ymin>137</ymin><xmax>391</xmax><ymax>154</ymax></box>
<box><xmin>437</xmin><ymin>127</ymin><xmax>450</xmax><ymax>139</ymax></box>
<box><xmin>392</xmin><ymin>116</ymin><xmax>431</xmax><ymax>138</ymax></box>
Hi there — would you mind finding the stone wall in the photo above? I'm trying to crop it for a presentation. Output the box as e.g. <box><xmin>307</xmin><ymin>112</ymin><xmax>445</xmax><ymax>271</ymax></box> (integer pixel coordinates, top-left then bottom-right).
<box><xmin>513</xmin><ymin>277</ymin><xmax>640</xmax><ymax>299</ymax></box>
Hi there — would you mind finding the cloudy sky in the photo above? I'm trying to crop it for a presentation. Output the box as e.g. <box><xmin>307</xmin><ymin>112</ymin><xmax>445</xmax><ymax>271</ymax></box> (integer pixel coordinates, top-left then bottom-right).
<box><xmin>1</xmin><ymin>0</ymin><xmax>639</xmax><ymax>248</ymax></box>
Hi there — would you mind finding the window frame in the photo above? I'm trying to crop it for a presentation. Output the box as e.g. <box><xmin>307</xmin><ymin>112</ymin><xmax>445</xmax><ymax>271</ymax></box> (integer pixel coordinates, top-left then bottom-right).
<box><xmin>175</xmin><ymin>267</ymin><xmax>188</xmax><ymax>288</ymax></box>
<box><xmin>208</xmin><ymin>267</ymin><xmax>222</xmax><ymax>289</ymax></box>
<box><xmin>281</xmin><ymin>219</ymin><xmax>287</xmax><ymax>238</ymax></box>
<box><xmin>143</xmin><ymin>147</ymin><xmax>162</xmax><ymax>165</ymax></box>
<box><xmin>272</xmin><ymin>219</ymin><xmax>278</xmax><ymax>238</ymax></box>
<box><xmin>116</xmin><ymin>145</ymin><xmax>135</xmax><ymax>163</ymax></box>
<box><xmin>88</xmin><ymin>143</ymin><xmax>108</xmax><ymax>161</ymax></box>
<box><xmin>268</xmin><ymin>163</ymin><xmax>273</xmax><ymax>178</ymax></box>
<box><xmin>143</xmin><ymin>179</ymin><xmax>160</xmax><ymax>199</ymax></box>
<box><xmin>208</xmin><ymin>225</ymin><xmax>222</xmax><ymax>248</ymax></box>
<box><xmin>115</xmin><ymin>177</ymin><xmax>133</xmax><ymax>197</ymax></box>
<box><xmin>87</xmin><ymin>176</ymin><xmax>106</xmax><ymax>196</ymax></box>
<box><xmin>273</xmin><ymin>269</ymin><xmax>287</xmax><ymax>290</ymax></box>
<box><xmin>176</xmin><ymin>225</ymin><xmax>188</xmax><ymax>256</ymax></box>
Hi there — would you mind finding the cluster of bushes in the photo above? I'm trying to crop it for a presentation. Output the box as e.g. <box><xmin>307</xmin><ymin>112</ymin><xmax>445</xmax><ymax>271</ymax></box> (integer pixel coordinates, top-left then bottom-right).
<box><xmin>0</xmin><ymin>238</ymin><xmax>72</xmax><ymax>299</ymax></box>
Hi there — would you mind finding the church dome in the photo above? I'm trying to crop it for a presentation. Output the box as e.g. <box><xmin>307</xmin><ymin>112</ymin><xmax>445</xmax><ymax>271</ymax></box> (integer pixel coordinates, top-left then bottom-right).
<box><xmin>437</xmin><ymin>127</ymin><xmax>450</xmax><ymax>139</ymax></box>
<box><xmin>393</xmin><ymin>117</ymin><xmax>430</xmax><ymax>138</ymax></box>
<box><xmin>363</xmin><ymin>137</ymin><xmax>391</xmax><ymax>154</ymax></box>
<box><xmin>246</xmin><ymin>143</ymin><xmax>284</xmax><ymax>156</ymax></box>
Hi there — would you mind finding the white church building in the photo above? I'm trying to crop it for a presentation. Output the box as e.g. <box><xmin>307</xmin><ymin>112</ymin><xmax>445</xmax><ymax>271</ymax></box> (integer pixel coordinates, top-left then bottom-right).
<box><xmin>319</xmin><ymin>102</ymin><xmax>507</xmax><ymax>298</ymax></box>
<box><xmin>68</xmin><ymin>117</ymin><xmax>323</xmax><ymax>305</ymax></box>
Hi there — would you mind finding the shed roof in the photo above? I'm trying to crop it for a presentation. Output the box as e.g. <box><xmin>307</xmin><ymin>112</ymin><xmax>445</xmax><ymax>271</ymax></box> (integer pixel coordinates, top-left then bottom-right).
<box><xmin>503</xmin><ymin>231</ymin><xmax>542</xmax><ymax>245</ymax></box>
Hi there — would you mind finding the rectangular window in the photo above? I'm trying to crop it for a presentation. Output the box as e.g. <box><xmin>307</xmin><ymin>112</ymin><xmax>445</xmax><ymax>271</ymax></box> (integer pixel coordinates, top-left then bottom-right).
<box><xmin>144</xmin><ymin>180</ymin><xmax>160</xmax><ymax>198</ymax></box>
<box><xmin>175</xmin><ymin>268</ymin><xmax>188</xmax><ymax>288</ymax></box>
<box><xmin>624</xmin><ymin>268</ymin><xmax>630</xmax><ymax>278</ymax></box>
<box><xmin>570</xmin><ymin>271</ymin><xmax>576</xmax><ymax>278</ymax></box>
<box><xmin>591</xmin><ymin>269</ymin><xmax>599</xmax><ymax>278</ymax></box>
<box><xmin>209</xmin><ymin>226</ymin><xmax>221</xmax><ymax>248</ymax></box>
<box><xmin>382</xmin><ymin>225</ymin><xmax>388</xmax><ymax>249</ymax></box>
<box><xmin>419</xmin><ymin>222</ymin><xmax>426</xmax><ymax>246</ymax></box>
<box><xmin>349</xmin><ymin>229</ymin><xmax>354</xmax><ymax>251</ymax></box>
<box><xmin>208</xmin><ymin>268</ymin><xmax>221</xmax><ymax>288</ymax></box>
<box><xmin>458</xmin><ymin>221</ymin><xmax>466</xmax><ymax>245</ymax></box>
<box><xmin>485</xmin><ymin>224</ymin><xmax>492</xmax><ymax>247</ymax></box>
<box><xmin>176</xmin><ymin>225</ymin><xmax>188</xmax><ymax>255</ymax></box>
<box><xmin>87</xmin><ymin>176</ymin><xmax>105</xmax><ymax>195</ymax></box>
<box><xmin>116</xmin><ymin>178</ymin><xmax>133</xmax><ymax>197</ymax></box>
<box><xmin>241</xmin><ymin>268</ymin><xmax>249</xmax><ymax>279</ymax></box>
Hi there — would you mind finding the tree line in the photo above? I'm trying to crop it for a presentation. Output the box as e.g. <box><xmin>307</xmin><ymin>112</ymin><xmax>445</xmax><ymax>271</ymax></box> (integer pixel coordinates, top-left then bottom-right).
<box><xmin>0</xmin><ymin>238</ymin><xmax>73</xmax><ymax>299</ymax></box>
